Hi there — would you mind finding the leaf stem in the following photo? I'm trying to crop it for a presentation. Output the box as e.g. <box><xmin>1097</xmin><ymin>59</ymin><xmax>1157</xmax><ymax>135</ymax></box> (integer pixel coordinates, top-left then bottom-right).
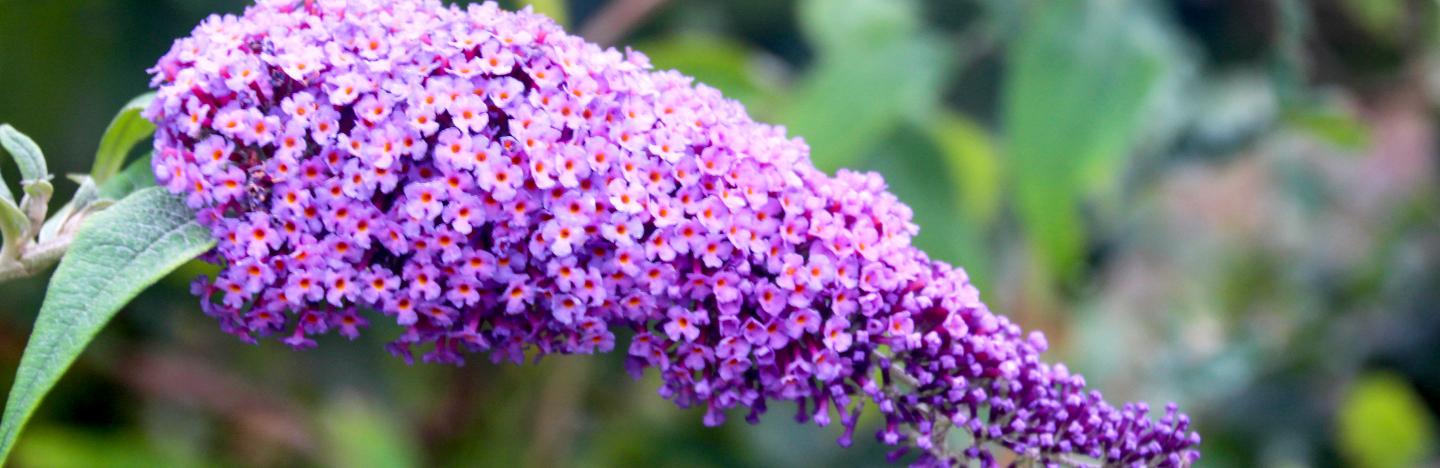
<box><xmin>0</xmin><ymin>236</ymin><xmax>72</xmax><ymax>283</ymax></box>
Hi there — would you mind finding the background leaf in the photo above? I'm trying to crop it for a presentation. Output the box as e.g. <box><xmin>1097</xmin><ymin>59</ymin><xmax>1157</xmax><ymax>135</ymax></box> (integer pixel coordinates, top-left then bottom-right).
<box><xmin>1285</xmin><ymin>107</ymin><xmax>1372</xmax><ymax>150</ymax></box>
<box><xmin>10</xmin><ymin>425</ymin><xmax>193</xmax><ymax>468</ymax></box>
<box><xmin>865</xmin><ymin>125</ymin><xmax>993</xmax><ymax>293</ymax></box>
<box><xmin>927</xmin><ymin>111</ymin><xmax>1001</xmax><ymax>227</ymax></box>
<box><xmin>517</xmin><ymin>0</ymin><xmax>566</xmax><ymax>27</ymax></box>
<box><xmin>781</xmin><ymin>0</ymin><xmax>949</xmax><ymax>172</ymax></box>
<box><xmin>321</xmin><ymin>394</ymin><xmax>420</xmax><ymax>468</ymax></box>
<box><xmin>1338</xmin><ymin>371</ymin><xmax>1438</xmax><ymax>468</ymax></box>
<box><xmin>638</xmin><ymin>33</ymin><xmax>781</xmax><ymax>113</ymax></box>
<box><xmin>796</xmin><ymin>0</ymin><xmax>917</xmax><ymax>52</ymax></box>
<box><xmin>0</xmin><ymin>187</ymin><xmax>213</xmax><ymax>462</ymax></box>
<box><xmin>90</xmin><ymin>93</ymin><xmax>155</xmax><ymax>185</ymax></box>
<box><xmin>1002</xmin><ymin>0</ymin><xmax>1171</xmax><ymax>280</ymax></box>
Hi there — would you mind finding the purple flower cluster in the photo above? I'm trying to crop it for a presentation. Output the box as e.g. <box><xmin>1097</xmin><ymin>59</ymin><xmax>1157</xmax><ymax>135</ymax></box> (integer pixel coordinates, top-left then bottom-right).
<box><xmin>145</xmin><ymin>0</ymin><xmax>1200</xmax><ymax>465</ymax></box>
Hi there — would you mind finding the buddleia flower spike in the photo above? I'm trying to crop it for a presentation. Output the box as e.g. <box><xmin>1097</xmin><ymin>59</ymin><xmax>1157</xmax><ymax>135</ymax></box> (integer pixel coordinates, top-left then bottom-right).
<box><xmin>146</xmin><ymin>1</ymin><xmax>1201</xmax><ymax>465</ymax></box>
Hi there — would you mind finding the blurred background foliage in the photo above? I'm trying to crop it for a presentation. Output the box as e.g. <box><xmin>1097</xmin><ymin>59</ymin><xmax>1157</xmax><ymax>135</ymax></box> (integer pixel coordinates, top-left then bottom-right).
<box><xmin>2</xmin><ymin>0</ymin><xmax>1440</xmax><ymax>466</ymax></box>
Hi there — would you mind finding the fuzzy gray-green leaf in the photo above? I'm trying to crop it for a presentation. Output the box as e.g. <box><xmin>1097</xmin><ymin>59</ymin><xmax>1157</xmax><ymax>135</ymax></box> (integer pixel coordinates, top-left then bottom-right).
<box><xmin>0</xmin><ymin>124</ymin><xmax>48</xmax><ymax>183</ymax></box>
<box><xmin>0</xmin><ymin>187</ymin><xmax>214</xmax><ymax>462</ymax></box>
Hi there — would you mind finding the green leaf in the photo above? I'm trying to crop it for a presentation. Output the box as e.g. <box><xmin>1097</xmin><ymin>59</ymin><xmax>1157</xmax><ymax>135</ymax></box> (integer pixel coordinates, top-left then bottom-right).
<box><xmin>926</xmin><ymin>111</ymin><xmax>1001</xmax><ymax>226</ymax></box>
<box><xmin>12</xmin><ymin>426</ymin><xmax>189</xmax><ymax>468</ymax></box>
<box><xmin>783</xmin><ymin>0</ymin><xmax>950</xmax><ymax>172</ymax></box>
<box><xmin>797</xmin><ymin>0</ymin><xmax>919</xmax><ymax>52</ymax></box>
<box><xmin>637</xmin><ymin>34</ymin><xmax>781</xmax><ymax>113</ymax></box>
<box><xmin>517</xmin><ymin>0</ymin><xmax>567</xmax><ymax>27</ymax></box>
<box><xmin>322</xmin><ymin>395</ymin><xmax>420</xmax><ymax>468</ymax></box>
<box><xmin>0</xmin><ymin>196</ymin><xmax>27</xmax><ymax>259</ymax></box>
<box><xmin>0</xmin><ymin>124</ymin><xmax>48</xmax><ymax>183</ymax></box>
<box><xmin>1339</xmin><ymin>371</ymin><xmax>1438</xmax><ymax>468</ymax></box>
<box><xmin>1286</xmin><ymin>108</ymin><xmax>1372</xmax><ymax>150</ymax></box>
<box><xmin>64</xmin><ymin>175</ymin><xmax>101</xmax><ymax>214</ymax></box>
<box><xmin>98</xmin><ymin>152</ymin><xmax>157</xmax><ymax>200</ymax></box>
<box><xmin>1002</xmin><ymin>0</ymin><xmax>1172</xmax><ymax>279</ymax></box>
<box><xmin>0</xmin><ymin>187</ymin><xmax>214</xmax><ymax>462</ymax></box>
<box><xmin>1340</xmin><ymin>0</ymin><xmax>1404</xmax><ymax>41</ymax></box>
<box><xmin>40</xmin><ymin>153</ymin><xmax>156</xmax><ymax>244</ymax></box>
<box><xmin>864</xmin><ymin>125</ymin><xmax>992</xmax><ymax>293</ymax></box>
<box><xmin>91</xmin><ymin>93</ymin><xmax>155</xmax><ymax>185</ymax></box>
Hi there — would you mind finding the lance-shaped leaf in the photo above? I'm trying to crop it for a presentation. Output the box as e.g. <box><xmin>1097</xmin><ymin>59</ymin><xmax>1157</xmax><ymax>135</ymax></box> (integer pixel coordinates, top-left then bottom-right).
<box><xmin>0</xmin><ymin>125</ymin><xmax>46</xmax><ymax>260</ymax></box>
<box><xmin>0</xmin><ymin>125</ymin><xmax>47</xmax><ymax>183</ymax></box>
<box><xmin>91</xmin><ymin>93</ymin><xmax>156</xmax><ymax>185</ymax></box>
<box><xmin>1002</xmin><ymin>0</ymin><xmax>1173</xmax><ymax>280</ymax></box>
<box><xmin>0</xmin><ymin>196</ymin><xmax>26</xmax><ymax>260</ymax></box>
<box><xmin>783</xmin><ymin>0</ymin><xmax>950</xmax><ymax>172</ymax></box>
<box><xmin>0</xmin><ymin>187</ymin><xmax>214</xmax><ymax>462</ymax></box>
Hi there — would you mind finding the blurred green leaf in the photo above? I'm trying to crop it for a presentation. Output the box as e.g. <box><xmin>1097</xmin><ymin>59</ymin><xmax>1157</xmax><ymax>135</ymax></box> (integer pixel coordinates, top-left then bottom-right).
<box><xmin>91</xmin><ymin>93</ymin><xmax>155</xmax><ymax>185</ymax></box>
<box><xmin>638</xmin><ymin>34</ymin><xmax>781</xmax><ymax>111</ymax></box>
<box><xmin>12</xmin><ymin>426</ymin><xmax>186</xmax><ymax>468</ymax></box>
<box><xmin>1286</xmin><ymin>108</ymin><xmax>1372</xmax><ymax>150</ymax></box>
<box><xmin>797</xmin><ymin>0</ymin><xmax>919</xmax><ymax>52</ymax></box>
<box><xmin>866</xmin><ymin>125</ymin><xmax>992</xmax><ymax>293</ymax></box>
<box><xmin>926</xmin><ymin>111</ymin><xmax>1001</xmax><ymax>226</ymax></box>
<box><xmin>1341</xmin><ymin>0</ymin><xmax>1404</xmax><ymax>41</ymax></box>
<box><xmin>517</xmin><ymin>0</ymin><xmax>567</xmax><ymax>27</ymax></box>
<box><xmin>322</xmin><ymin>394</ymin><xmax>420</xmax><ymax>468</ymax></box>
<box><xmin>784</xmin><ymin>0</ymin><xmax>950</xmax><ymax>171</ymax></box>
<box><xmin>0</xmin><ymin>124</ymin><xmax>48</xmax><ymax>183</ymax></box>
<box><xmin>0</xmin><ymin>187</ymin><xmax>214</xmax><ymax>463</ymax></box>
<box><xmin>1002</xmin><ymin>0</ymin><xmax>1171</xmax><ymax>279</ymax></box>
<box><xmin>1339</xmin><ymin>371</ymin><xmax>1437</xmax><ymax>468</ymax></box>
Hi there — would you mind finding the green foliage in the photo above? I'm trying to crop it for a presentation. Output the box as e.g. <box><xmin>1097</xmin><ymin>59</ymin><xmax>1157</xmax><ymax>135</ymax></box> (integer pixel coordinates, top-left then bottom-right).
<box><xmin>0</xmin><ymin>0</ymin><xmax>1437</xmax><ymax>466</ymax></box>
<box><xmin>1341</xmin><ymin>0</ymin><xmax>1405</xmax><ymax>41</ymax></box>
<box><xmin>0</xmin><ymin>190</ymin><xmax>27</xmax><ymax>259</ymax></box>
<box><xmin>638</xmin><ymin>33</ymin><xmax>781</xmax><ymax>112</ymax></box>
<box><xmin>782</xmin><ymin>0</ymin><xmax>949</xmax><ymax>172</ymax></box>
<box><xmin>322</xmin><ymin>395</ymin><xmax>421</xmax><ymax>468</ymax></box>
<box><xmin>1286</xmin><ymin>107</ymin><xmax>1372</xmax><ymax>151</ymax></box>
<box><xmin>1338</xmin><ymin>372</ymin><xmax>1438</xmax><ymax>468</ymax></box>
<box><xmin>797</xmin><ymin>0</ymin><xmax>918</xmax><ymax>51</ymax></box>
<box><xmin>0</xmin><ymin>124</ymin><xmax>49</xmax><ymax>183</ymax></box>
<box><xmin>90</xmin><ymin>93</ymin><xmax>155</xmax><ymax>185</ymax></box>
<box><xmin>1002</xmin><ymin>0</ymin><xmax>1171</xmax><ymax>280</ymax></box>
<box><xmin>0</xmin><ymin>187</ymin><xmax>214</xmax><ymax>463</ymax></box>
<box><xmin>864</xmin><ymin>124</ymin><xmax>992</xmax><ymax>292</ymax></box>
<box><xmin>38</xmin><ymin>154</ymin><xmax>154</xmax><ymax>245</ymax></box>
<box><xmin>98</xmin><ymin>152</ymin><xmax>158</xmax><ymax>200</ymax></box>
<box><xmin>926</xmin><ymin>111</ymin><xmax>1001</xmax><ymax>227</ymax></box>
<box><xmin>11</xmin><ymin>426</ymin><xmax>194</xmax><ymax>468</ymax></box>
<box><xmin>514</xmin><ymin>0</ymin><xmax>567</xmax><ymax>27</ymax></box>
<box><xmin>0</xmin><ymin>124</ymin><xmax>49</xmax><ymax>263</ymax></box>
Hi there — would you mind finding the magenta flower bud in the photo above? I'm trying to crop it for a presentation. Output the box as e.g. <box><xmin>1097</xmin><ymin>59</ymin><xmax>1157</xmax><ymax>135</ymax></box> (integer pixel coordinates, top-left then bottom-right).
<box><xmin>145</xmin><ymin>0</ymin><xmax>1200</xmax><ymax>465</ymax></box>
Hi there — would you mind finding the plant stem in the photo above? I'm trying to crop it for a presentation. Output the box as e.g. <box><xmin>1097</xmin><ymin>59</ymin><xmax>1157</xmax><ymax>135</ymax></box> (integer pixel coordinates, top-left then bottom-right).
<box><xmin>0</xmin><ymin>236</ymin><xmax>71</xmax><ymax>283</ymax></box>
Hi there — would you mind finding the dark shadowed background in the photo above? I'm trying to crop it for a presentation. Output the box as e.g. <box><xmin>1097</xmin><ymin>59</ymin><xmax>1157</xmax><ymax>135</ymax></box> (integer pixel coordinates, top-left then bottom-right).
<box><xmin>3</xmin><ymin>0</ymin><xmax>1440</xmax><ymax>466</ymax></box>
